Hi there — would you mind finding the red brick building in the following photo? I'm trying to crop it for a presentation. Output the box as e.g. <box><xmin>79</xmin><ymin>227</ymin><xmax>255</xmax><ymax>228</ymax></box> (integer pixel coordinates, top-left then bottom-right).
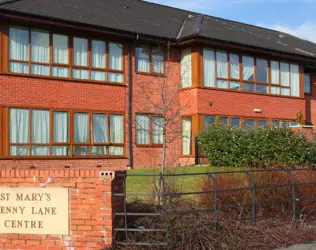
<box><xmin>0</xmin><ymin>0</ymin><xmax>315</xmax><ymax>169</ymax></box>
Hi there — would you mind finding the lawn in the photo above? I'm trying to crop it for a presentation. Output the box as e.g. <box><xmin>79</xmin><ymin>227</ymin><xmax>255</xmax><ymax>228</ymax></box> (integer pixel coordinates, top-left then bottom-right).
<box><xmin>126</xmin><ymin>165</ymin><xmax>249</xmax><ymax>196</ymax></box>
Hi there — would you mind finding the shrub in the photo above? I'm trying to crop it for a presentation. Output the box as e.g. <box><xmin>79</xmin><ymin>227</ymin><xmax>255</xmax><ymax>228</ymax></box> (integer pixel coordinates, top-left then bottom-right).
<box><xmin>200</xmin><ymin>171</ymin><xmax>293</xmax><ymax>221</ymax></box>
<box><xmin>199</xmin><ymin>125</ymin><xmax>315</xmax><ymax>168</ymax></box>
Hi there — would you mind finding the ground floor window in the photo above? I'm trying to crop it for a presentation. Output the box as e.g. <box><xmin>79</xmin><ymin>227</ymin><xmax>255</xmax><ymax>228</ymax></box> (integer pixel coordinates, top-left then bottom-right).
<box><xmin>203</xmin><ymin>115</ymin><xmax>298</xmax><ymax>129</ymax></box>
<box><xmin>135</xmin><ymin>114</ymin><xmax>164</xmax><ymax>146</ymax></box>
<box><xmin>181</xmin><ymin>117</ymin><xmax>192</xmax><ymax>155</ymax></box>
<box><xmin>7</xmin><ymin>107</ymin><xmax>124</xmax><ymax>157</ymax></box>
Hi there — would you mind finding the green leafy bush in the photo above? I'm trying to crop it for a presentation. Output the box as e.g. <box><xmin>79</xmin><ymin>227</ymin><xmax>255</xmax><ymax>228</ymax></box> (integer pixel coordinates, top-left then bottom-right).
<box><xmin>199</xmin><ymin>125</ymin><xmax>316</xmax><ymax>168</ymax></box>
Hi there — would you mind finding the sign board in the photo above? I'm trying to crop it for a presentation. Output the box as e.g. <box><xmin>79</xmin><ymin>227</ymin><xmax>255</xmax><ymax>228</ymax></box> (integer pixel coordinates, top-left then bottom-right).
<box><xmin>0</xmin><ymin>187</ymin><xmax>69</xmax><ymax>235</ymax></box>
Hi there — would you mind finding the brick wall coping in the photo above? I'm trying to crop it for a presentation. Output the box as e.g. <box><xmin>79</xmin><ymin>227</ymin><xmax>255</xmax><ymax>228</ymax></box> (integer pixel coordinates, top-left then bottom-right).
<box><xmin>0</xmin><ymin>169</ymin><xmax>126</xmax><ymax>178</ymax></box>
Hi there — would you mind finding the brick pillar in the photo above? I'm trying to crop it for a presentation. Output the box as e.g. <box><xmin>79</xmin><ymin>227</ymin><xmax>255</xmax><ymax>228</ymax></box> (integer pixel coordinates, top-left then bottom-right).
<box><xmin>0</xmin><ymin>169</ymin><xmax>126</xmax><ymax>249</ymax></box>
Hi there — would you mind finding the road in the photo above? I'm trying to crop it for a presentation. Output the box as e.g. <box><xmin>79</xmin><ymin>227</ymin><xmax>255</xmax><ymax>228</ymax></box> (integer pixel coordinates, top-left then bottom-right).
<box><xmin>276</xmin><ymin>241</ymin><xmax>316</xmax><ymax>250</ymax></box>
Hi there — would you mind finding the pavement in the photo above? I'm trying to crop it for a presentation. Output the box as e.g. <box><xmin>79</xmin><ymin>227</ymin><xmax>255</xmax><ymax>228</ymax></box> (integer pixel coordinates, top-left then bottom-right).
<box><xmin>275</xmin><ymin>241</ymin><xmax>316</xmax><ymax>250</ymax></box>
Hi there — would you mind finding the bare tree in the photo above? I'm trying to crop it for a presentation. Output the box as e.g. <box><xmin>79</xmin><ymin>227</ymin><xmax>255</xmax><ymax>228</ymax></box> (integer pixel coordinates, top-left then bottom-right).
<box><xmin>134</xmin><ymin>41</ymin><xmax>189</xmax><ymax>175</ymax></box>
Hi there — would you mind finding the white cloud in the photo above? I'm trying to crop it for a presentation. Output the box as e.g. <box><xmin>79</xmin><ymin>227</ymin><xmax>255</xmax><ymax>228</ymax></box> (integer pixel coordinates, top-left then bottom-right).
<box><xmin>260</xmin><ymin>22</ymin><xmax>316</xmax><ymax>43</ymax></box>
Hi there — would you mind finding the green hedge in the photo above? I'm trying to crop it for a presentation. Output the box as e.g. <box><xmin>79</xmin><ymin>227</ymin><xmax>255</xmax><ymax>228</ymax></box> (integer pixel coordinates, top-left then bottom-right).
<box><xmin>198</xmin><ymin>125</ymin><xmax>316</xmax><ymax>168</ymax></box>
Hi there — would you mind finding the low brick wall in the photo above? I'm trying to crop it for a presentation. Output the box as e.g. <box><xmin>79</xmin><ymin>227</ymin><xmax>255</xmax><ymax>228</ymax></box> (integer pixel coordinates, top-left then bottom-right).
<box><xmin>0</xmin><ymin>169</ymin><xmax>125</xmax><ymax>249</ymax></box>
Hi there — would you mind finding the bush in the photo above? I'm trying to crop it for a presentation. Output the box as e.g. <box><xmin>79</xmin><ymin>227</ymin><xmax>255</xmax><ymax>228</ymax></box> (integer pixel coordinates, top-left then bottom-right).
<box><xmin>199</xmin><ymin>125</ymin><xmax>316</xmax><ymax>168</ymax></box>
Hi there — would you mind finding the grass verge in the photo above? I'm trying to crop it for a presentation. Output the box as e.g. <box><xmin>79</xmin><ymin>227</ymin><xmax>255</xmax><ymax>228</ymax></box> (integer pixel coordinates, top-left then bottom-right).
<box><xmin>126</xmin><ymin>165</ymin><xmax>250</xmax><ymax>195</ymax></box>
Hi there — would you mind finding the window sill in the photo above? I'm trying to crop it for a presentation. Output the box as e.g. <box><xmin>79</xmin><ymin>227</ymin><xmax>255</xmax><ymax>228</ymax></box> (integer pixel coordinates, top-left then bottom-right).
<box><xmin>135</xmin><ymin>71</ymin><xmax>166</xmax><ymax>78</ymax></box>
<box><xmin>135</xmin><ymin>144</ymin><xmax>164</xmax><ymax>148</ymax></box>
<box><xmin>0</xmin><ymin>156</ymin><xmax>128</xmax><ymax>160</ymax></box>
<box><xmin>0</xmin><ymin>72</ymin><xmax>127</xmax><ymax>87</ymax></box>
<box><xmin>179</xmin><ymin>155</ymin><xmax>194</xmax><ymax>158</ymax></box>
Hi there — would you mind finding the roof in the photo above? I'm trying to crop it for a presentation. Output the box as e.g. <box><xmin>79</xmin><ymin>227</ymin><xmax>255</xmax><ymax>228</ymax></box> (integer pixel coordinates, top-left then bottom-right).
<box><xmin>0</xmin><ymin>0</ymin><xmax>316</xmax><ymax>59</ymax></box>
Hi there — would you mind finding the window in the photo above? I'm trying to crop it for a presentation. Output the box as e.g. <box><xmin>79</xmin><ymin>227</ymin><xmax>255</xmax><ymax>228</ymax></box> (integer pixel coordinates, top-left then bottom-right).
<box><xmin>244</xmin><ymin>119</ymin><xmax>255</xmax><ymax>129</ymax></box>
<box><xmin>272</xmin><ymin>120</ymin><xmax>280</xmax><ymax>128</ymax></box>
<box><xmin>181</xmin><ymin>48</ymin><xmax>192</xmax><ymax>88</ymax></box>
<box><xmin>53</xmin><ymin>34</ymin><xmax>69</xmax><ymax>77</ymax></box>
<box><xmin>204</xmin><ymin>115</ymin><xmax>216</xmax><ymax>127</ymax></box>
<box><xmin>136</xmin><ymin>115</ymin><xmax>164</xmax><ymax>145</ymax></box>
<box><xmin>8</xmin><ymin>26</ymin><xmax>124</xmax><ymax>83</ymax></box>
<box><xmin>182</xmin><ymin>117</ymin><xmax>192</xmax><ymax>155</ymax></box>
<box><xmin>230</xmin><ymin>54</ymin><xmax>240</xmax><ymax>79</ymax></box>
<box><xmin>136</xmin><ymin>46</ymin><xmax>164</xmax><ymax>74</ymax></box>
<box><xmin>242</xmin><ymin>56</ymin><xmax>254</xmax><ymax>81</ymax></box>
<box><xmin>53</xmin><ymin>111</ymin><xmax>69</xmax><ymax>156</ymax></box>
<box><xmin>202</xmin><ymin>48</ymin><xmax>302</xmax><ymax>97</ymax></box>
<box><xmin>304</xmin><ymin>74</ymin><xmax>311</xmax><ymax>94</ymax></box>
<box><xmin>258</xmin><ymin>120</ymin><xmax>268</xmax><ymax>127</ymax></box>
<box><xmin>202</xmin><ymin>115</ymin><xmax>296</xmax><ymax>130</ymax></box>
<box><xmin>220</xmin><ymin>117</ymin><xmax>229</xmax><ymax>125</ymax></box>
<box><xmin>256</xmin><ymin>59</ymin><xmax>268</xmax><ymax>83</ymax></box>
<box><xmin>290</xmin><ymin>121</ymin><xmax>299</xmax><ymax>127</ymax></box>
<box><xmin>8</xmin><ymin>108</ymin><xmax>124</xmax><ymax>157</ymax></box>
<box><xmin>282</xmin><ymin>121</ymin><xmax>290</xmax><ymax>128</ymax></box>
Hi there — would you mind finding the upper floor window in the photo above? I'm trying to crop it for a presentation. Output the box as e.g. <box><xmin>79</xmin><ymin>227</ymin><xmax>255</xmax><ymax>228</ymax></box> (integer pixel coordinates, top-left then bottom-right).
<box><xmin>136</xmin><ymin>114</ymin><xmax>164</xmax><ymax>145</ymax></box>
<box><xmin>304</xmin><ymin>73</ymin><xmax>311</xmax><ymax>94</ymax></box>
<box><xmin>203</xmin><ymin>48</ymin><xmax>301</xmax><ymax>97</ymax></box>
<box><xmin>9</xmin><ymin>26</ymin><xmax>124</xmax><ymax>83</ymax></box>
<box><xmin>8</xmin><ymin>107</ymin><xmax>124</xmax><ymax>157</ymax></box>
<box><xmin>136</xmin><ymin>46</ymin><xmax>164</xmax><ymax>74</ymax></box>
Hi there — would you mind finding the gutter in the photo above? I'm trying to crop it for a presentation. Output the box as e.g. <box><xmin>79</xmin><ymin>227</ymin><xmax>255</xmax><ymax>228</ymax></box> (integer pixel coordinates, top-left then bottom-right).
<box><xmin>176</xmin><ymin>37</ymin><xmax>316</xmax><ymax>65</ymax></box>
<box><xmin>127</xmin><ymin>43</ymin><xmax>134</xmax><ymax>169</ymax></box>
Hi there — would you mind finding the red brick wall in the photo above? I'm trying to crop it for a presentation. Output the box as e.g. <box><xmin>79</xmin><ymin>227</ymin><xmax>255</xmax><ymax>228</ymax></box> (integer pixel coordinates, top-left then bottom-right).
<box><xmin>180</xmin><ymin>88</ymin><xmax>306</xmax><ymax>119</ymax></box>
<box><xmin>196</xmin><ymin>88</ymin><xmax>304</xmax><ymax>119</ymax></box>
<box><xmin>131</xmin><ymin>48</ymin><xmax>182</xmax><ymax>168</ymax></box>
<box><xmin>0</xmin><ymin>169</ymin><xmax>125</xmax><ymax>249</ymax></box>
<box><xmin>0</xmin><ymin>75</ymin><xmax>127</xmax><ymax>111</ymax></box>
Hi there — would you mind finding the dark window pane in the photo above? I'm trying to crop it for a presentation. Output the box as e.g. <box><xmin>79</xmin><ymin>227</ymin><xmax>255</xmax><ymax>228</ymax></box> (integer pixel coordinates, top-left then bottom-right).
<box><xmin>73</xmin><ymin>146</ymin><xmax>90</xmax><ymax>156</ymax></box>
<box><xmin>205</xmin><ymin>116</ymin><xmax>216</xmax><ymax>127</ymax></box>
<box><xmin>257</xmin><ymin>59</ymin><xmax>268</xmax><ymax>82</ymax></box>
<box><xmin>220</xmin><ymin>117</ymin><xmax>228</xmax><ymax>125</ymax></box>
<box><xmin>291</xmin><ymin>121</ymin><xmax>299</xmax><ymax>127</ymax></box>
<box><xmin>304</xmin><ymin>74</ymin><xmax>311</xmax><ymax>94</ymax></box>
<box><xmin>272</xmin><ymin>120</ymin><xmax>280</xmax><ymax>128</ymax></box>
<box><xmin>243</xmin><ymin>83</ymin><xmax>254</xmax><ymax>92</ymax></box>
<box><xmin>282</xmin><ymin>121</ymin><xmax>290</xmax><ymax>128</ymax></box>
<box><xmin>231</xmin><ymin>118</ymin><xmax>240</xmax><ymax>127</ymax></box>
<box><xmin>258</xmin><ymin>120</ymin><xmax>268</xmax><ymax>127</ymax></box>
<box><xmin>256</xmin><ymin>84</ymin><xmax>268</xmax><ymax>93</ymax></box>
<box><xmin>244</xmin><ymin>119</ymin><xmax>255</xmax><ymax>129</ymax></box>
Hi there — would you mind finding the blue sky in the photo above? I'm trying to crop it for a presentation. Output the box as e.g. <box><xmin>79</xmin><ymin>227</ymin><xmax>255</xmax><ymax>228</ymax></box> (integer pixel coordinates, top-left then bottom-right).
<box><xmin>146</xmin><ymin>0</ymin><xmax>316</xmax><ymax>42</ymax></box>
